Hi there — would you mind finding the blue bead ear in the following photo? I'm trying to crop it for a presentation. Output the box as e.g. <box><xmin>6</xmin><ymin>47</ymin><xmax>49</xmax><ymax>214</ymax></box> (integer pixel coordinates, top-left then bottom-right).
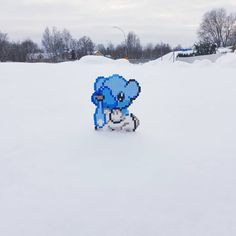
<box><xmin>125</xmin><ymin>79</ymin><xmax>141</xmax><ymax>99</ymax></box>
<box><xmin>94</xmin><ymin>76</ymin><xmax>106</xmax><ymax>91</ymax></box>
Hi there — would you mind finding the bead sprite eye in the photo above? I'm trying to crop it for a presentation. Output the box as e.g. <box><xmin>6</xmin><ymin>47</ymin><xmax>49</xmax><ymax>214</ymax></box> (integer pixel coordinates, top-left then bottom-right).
<box><xmin>117</xmin><ymin>92</ymin><xmax>125</xmax><ymax>102</ymax></box>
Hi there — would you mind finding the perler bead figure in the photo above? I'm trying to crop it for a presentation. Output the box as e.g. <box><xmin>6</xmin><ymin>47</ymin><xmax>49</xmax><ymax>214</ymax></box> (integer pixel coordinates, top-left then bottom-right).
<box><xmin>91</xmin><ymin>74</ymin><xmax>141</xmax><ymax>131</ymax></box>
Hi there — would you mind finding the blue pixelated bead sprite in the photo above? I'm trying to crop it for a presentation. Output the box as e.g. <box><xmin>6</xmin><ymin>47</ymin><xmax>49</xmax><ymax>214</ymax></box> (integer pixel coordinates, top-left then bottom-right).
<box><xmin>91</xmin><ymin>74</ymin><xmax>141</xmax><ymax>130</ymax></box>
<box><xmin>94</xmin><ymin>101</ymin><xmax>106</xmax><ymax>129</ymax></box>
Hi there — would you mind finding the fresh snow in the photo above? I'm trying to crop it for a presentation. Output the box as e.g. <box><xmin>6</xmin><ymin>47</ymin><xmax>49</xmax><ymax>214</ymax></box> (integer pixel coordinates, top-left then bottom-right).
<box><xmin>0</xmin><ymin>54</ymin><xmax>236</xmax><ymax>236</ymax></box>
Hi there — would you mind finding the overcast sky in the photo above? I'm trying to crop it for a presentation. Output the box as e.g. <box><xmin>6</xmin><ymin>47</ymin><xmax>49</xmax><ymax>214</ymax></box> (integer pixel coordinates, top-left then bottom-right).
<box><xmin>0</xmin><ymin>0</ymin><xmax>236</xmax><ymax>47</ymax></box>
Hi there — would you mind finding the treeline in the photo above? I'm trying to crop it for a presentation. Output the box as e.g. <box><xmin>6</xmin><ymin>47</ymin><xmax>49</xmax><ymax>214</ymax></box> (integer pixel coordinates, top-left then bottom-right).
<box><xmin>1</xmin><ymin>7</ymin><xmax>236</xmax><ymax>62</ymax></box>
<box><xmin>0</xmin><ymin>33</ymin><xmax>41</xmax><ymax>62</ymax></box>
<box><xmin>0</xmin><ymin>27</ymin><xmax>173</xmax><ymax>62</ymax></box>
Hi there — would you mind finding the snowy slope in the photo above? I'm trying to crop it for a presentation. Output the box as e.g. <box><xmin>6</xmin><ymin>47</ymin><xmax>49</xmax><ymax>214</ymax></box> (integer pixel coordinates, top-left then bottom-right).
<box><xmin>0</xmin><ymin>54</ymin><xmax>236</xmax><ymax>236</ymax></box>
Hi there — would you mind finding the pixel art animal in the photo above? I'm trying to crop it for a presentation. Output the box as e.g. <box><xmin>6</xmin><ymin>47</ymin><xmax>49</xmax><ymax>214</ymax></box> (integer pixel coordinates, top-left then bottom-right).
<box><xmin>91</xmin><ymin>74</ymin><xmax>141</xmax><ymax>131</ymax></box>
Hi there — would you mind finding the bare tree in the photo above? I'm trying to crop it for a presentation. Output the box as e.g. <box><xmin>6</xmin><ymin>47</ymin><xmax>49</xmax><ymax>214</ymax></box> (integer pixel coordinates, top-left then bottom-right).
<box><xmin>198</xmin><ymin>8</ymin><xmax>236</xmax><ymax>47</ymax></box>
<box><xmin>42</xmin><ymin>28</ymin><xmax>96</xmax><ymax>60</ymax></box>
<box><xmin>229</xmin><ymin>26</ymin><xmax>236</xmax><ymax>45</ymax></box>
<box><xmin>0</xmin><ymin>32</ymin><xmax>8</xmax><ymax>41</ymax></box>
<box><xmin>2</xmin><ymin>28</ymin><xmax>175</xmax><ymax>62</ymax></box>
<box><xmin>42</xmin><ymin>27</ymin><xmax>52</xmax><ymax>53</ymax></box>
<box><xmin>42</xmin><ymin>27</ymin><xmax>66</xmax><ymax>61</ymax></box>
<box><xmin>0</xmin><ymin>32</ymin><xmax>10</xmax><ymax>62</ymax></box>
<box><xmin>153</xmin><ymin>43</ymin><xmax>172</xmax><ymax>59</ymax></box>
<box><xmin>142</xmin><ymin>43</ymin><xmax>154</xmax><ymax>59</ymax></box>
<box><xmin>61</xmin><ymin>29</ymin><xmax>73</xmax><ymax>50</ymax></box>
<box><xmin>106</xmin><ymin>42</ymin><xmax>115</xmax><ymax>57</ymax></box>
<box><xmin>126</xmin><ymin>32</ymin><xmax>142</xmax><ymax>59</ymax></box>
<box><xmin>5</xmin><ymin>40</ymin><xmax>40</xmax><ymax>62</ymax></box>
<box><xmin>77</xmin><ymin>36</ymin><xmax>95</xmax><ymax>58</ymax></box>
<box><xmin>114</xmin><ymin>43</ymin><xmax>126</xmax><ymax>59</ymax></box>
<box><xmin>96</xmin><ymin>44</ymin><xmax>106</xmax><ymax>55</ymax></box>
<box><xmin>0</xmin><ymin>31</ymin><xmax>40</xmax><ymax>62</ymax></box>
<box><xmin>20</xmin><ymin>40</ymin><xmax>40</xmax><ymax>61</ymax></box>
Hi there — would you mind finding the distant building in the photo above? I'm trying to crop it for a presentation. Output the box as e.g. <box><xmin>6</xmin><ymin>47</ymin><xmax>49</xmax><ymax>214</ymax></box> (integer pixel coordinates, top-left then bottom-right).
<box><xmin>105</xmin><ymin>55</ymin><xmax>112</xmax><ymax>58</ymax></box>
<box><xmin>93</xmin><ymin>50</ymin><xmax>104</xmax><ymax>56</ymax></box>
<box><xmin>27</xmin><ymin>50</ymin><xmax>77</xmax><ymax>63</ymax></box>
<box><xmin>26</xmin><ymin>53</ymin><xmax>54</xmax><ymax>62</ymax></box>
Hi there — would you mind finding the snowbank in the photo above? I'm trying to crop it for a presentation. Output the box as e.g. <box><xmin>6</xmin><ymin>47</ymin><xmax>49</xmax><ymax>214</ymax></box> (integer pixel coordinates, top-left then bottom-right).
<box><xmin>79</xmin><ymin>55</ymin><xmax>130</xmax><ymax>66</ymax></box>
<box><xmin>216</xmin><ymin>47</ymin><xmax>232</xmax><ymax>54</ymax></box>
<box><xmin>215</xmin><ymin>53</ymin><xmax>236</xmax><ymax>66</ymax></box>
<box><xmin>0</xmin><ymin>55</ymin><xmax>236</xmax><ymax>236</ymax></box>
<box><xmin>147</xmin><ymin>52</ymin><xmax>236</xmax><ymax>67</ymax></box>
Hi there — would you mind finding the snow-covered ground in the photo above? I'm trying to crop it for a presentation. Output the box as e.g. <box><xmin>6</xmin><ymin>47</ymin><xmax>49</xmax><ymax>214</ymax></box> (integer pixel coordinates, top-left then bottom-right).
<box><xmin>1</xmin><ymin>54</ymin><xmax>236</xmax><ymax>236</ymax></box>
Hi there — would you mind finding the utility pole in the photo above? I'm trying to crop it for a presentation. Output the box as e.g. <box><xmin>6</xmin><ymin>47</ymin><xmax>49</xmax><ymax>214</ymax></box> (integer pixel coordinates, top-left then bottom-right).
<box><xmin>113</xmin><ymin>26</ymin><xmax>128</xmax><ymax>59</ymax></box>
<box><xmin>161</xmin><ymin>42</ymin><xmax>163</xmax><ymax>61</ymax></box>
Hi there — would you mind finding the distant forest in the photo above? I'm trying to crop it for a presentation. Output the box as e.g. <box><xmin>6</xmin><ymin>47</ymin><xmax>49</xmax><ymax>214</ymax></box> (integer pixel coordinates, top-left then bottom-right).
<box><xmin>0</xmin><ymin>28</ymin><xmax>174</xmax><ymax>62</ymax></box>
<box><xmin>0</xmin><ymin>8</ymin><xmax>236</xmax><ymax>62</ymax></box>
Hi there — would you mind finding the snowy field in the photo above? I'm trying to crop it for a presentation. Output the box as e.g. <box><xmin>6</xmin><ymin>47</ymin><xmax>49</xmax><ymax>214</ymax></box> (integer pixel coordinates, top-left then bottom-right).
<box><xmin>1</xmin><ymin>54</ymin><xmax>236</xmax><ymax>236</ymax></box>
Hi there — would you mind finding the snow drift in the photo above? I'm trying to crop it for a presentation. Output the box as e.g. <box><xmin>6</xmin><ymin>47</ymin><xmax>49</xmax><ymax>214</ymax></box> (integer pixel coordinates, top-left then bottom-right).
<box><xmin>0</xmin><ymin>53</ymin><xmax>236</xmax><ymax>236</ymax></box>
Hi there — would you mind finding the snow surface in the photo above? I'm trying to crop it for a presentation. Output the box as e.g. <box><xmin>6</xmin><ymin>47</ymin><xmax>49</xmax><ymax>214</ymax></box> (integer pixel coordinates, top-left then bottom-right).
<box><xmin>1</xmin><ymin>54</ymin><xmax>236</xmax><ymax>236</ymax></box>
<box><xmin>217</xmin><ymin>47</ymin><xmax>232</xmax><ymax>54</ymax></box>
